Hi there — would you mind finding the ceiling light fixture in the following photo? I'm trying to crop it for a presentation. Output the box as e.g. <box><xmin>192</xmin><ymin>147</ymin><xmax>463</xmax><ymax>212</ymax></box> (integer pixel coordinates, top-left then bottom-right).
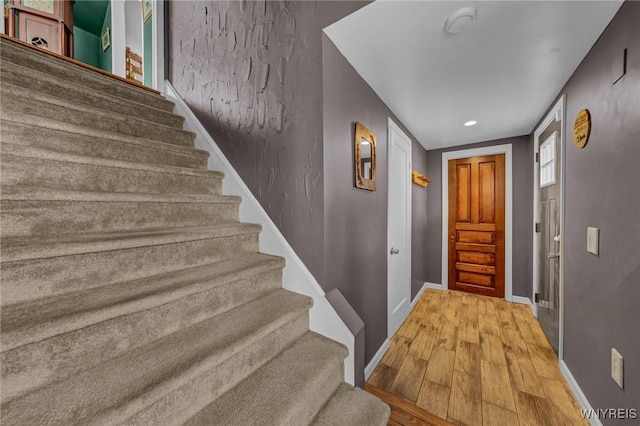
<box><xmin>464</xmin><ymin>120</ymin><xmax>477</xmax><ymax>127</ymax></box>
<box><xmin>445</xmin><ymin>7</ymin><xmax>477</xmax><ymax>35</ymax></box>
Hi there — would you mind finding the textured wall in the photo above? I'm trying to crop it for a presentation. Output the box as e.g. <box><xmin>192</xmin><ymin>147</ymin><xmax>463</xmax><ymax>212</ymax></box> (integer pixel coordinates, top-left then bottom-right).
<box><xmin>168</xmin><ymin>1</ymin><xmax>366</xmax><ymax>282</ymax></box>
<box><xmin>424</xmin><ymin>136</ymin><xmax>533</xmax><ymax>298</ymax></box>
<box><xmin>555</xmin><ymin>2</ymin><xmax>639</xmax><ymax>420</ymax></box>
<box><xmin>322</xmin><ymin>35</ymin><xmax>428</xmax><ymax>364</ymax></box>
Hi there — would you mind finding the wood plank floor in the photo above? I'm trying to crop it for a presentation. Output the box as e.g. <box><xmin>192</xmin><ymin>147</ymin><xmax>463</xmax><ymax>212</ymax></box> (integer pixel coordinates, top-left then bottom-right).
<box><xmin>367</xmin><ymin>289</ymin><xmax>588</xmax><ymax>426</ymax></box>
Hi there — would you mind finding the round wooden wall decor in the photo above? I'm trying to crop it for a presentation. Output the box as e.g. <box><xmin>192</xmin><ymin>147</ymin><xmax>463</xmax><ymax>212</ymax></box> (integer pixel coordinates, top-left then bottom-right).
<box><xmin>573</xmin><ymin>109</ymin><xmax>591</xmax><ymax>148</ymax></box>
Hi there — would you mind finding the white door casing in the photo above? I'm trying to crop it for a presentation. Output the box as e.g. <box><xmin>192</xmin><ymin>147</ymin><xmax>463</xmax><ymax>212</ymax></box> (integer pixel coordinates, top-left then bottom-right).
<box><xmin>387</xmin><ymin>118</ymin><xmax>412</xmax><ymax>338</ymax></box>
<box><xmin>110</xmin><ymin>0</ymin><xmax>164</xmax><ymax>91</ymax></box>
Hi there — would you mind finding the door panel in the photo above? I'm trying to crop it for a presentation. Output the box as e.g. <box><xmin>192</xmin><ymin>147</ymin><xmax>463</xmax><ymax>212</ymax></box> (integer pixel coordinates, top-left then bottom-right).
<box><xmin>536</xmin><ymin>121</ymin><xmax>562</xmax><ymax>354</ymax></box>
<box><xmin>387</xmin><ymin>122</ymin><xmax>412</xmax><ymax>337</ymax></box>
<box><xmin>448</xmin><ymin>154</ymin><xmax>505</xmax><ymax>297</ymax></box>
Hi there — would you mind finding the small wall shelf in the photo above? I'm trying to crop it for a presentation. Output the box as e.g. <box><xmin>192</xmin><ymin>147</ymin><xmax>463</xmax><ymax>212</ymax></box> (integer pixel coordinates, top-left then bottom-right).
<box><xmin>411</xmin><ymin>171</ymin><xmax>430</xmax><ymax>188</ymax></box>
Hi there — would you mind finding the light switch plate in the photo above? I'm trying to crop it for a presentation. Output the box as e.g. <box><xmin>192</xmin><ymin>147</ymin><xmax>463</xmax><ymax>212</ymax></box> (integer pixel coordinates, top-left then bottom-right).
<box><xmin>587</xmin><ymin>227</ymin><xmax>599</xmax><ymax>255</ymax></box>
<box><xmin>611</xmin><ymin>348</ymin><xmax>624</xmax><ymax>388</ymax></box>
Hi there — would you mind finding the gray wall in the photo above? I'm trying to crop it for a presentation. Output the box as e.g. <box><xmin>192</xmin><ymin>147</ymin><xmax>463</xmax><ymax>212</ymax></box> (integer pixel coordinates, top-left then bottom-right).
<box><xmin>168</xmin><ymin>1</ymin><xmax>366</xmax><ymax>283</ymax></box>
<box><xmin>552</xmin><ymin>1</ymin><xmax>639</xmax><ymax>420</ymax></box>
<box><xmin>322</xmin><ymin>35</ymin><xmax>428</xmax><ymax>364</ymax></box>
<box><xmin>424</xmin><ymin>136</ymin><xmax>534</xmax><ymax>298</ymax></box>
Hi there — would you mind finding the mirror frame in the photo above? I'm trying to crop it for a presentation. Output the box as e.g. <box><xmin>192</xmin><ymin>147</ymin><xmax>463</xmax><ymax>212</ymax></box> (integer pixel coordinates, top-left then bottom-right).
<box><xmin>354</xmin><ymin>121</ymin><xmax>377</xmax><ymax>191</ymax></box>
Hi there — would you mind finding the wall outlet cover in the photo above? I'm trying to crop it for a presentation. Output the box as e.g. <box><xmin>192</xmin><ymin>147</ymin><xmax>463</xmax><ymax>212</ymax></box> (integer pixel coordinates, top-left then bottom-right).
<box><xmin>611</xmin><ymin>348</ymin><xmax>624</xmax><ymax>388</ymax></box>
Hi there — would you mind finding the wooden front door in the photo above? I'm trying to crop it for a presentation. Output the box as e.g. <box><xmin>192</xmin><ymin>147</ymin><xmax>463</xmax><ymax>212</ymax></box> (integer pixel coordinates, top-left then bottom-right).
<box><xmin>448</xmin><ymin>154</ymin><xmax>505</xmax><ymax>297</ymax></box>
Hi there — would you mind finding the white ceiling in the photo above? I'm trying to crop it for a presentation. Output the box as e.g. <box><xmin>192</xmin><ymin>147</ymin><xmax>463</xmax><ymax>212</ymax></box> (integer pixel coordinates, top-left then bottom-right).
<box><xmin>324</xmin><ymin>1</ymin><xmax>623</xmax><ymax>150</ymax></box>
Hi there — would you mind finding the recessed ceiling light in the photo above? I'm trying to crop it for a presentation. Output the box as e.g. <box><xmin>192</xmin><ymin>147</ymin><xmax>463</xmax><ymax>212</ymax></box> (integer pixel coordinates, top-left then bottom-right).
<box><xmin>464</xmin><ymin>120</ymin><xmax>477</xmax><ymax>127</ymax></box>
<box><xmin>445</xmin><ymin>7</ymin><xmax>477</xmax><ymax>35</ymax></box>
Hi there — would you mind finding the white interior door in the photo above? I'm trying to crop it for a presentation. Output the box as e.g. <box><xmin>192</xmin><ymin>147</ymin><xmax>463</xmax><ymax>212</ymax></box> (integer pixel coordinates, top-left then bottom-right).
<box><xmin>387</xmin><ymin>118</ymin><xmax>412</xmax><ymax>337</ymax></box>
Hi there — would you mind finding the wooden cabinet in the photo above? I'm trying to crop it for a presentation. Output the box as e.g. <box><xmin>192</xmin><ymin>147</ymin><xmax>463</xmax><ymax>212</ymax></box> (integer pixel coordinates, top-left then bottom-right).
<box><xmin>7</xmin><ymin>0</ymin><xmax>74</xmax><ymax>57</ymax></box>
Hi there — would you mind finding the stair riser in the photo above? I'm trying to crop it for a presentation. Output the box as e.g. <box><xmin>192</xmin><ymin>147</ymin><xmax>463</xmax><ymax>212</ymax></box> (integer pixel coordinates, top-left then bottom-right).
<box><xmin>1</xmin><ymin>269</ymin><xmax>283</xmax><ymax>402</ymax></box>
<box><xmin>1</xmin><ymin>200</ymin><xmax>239</xmax><ymax>237</ymax></box>
<box><xmin>117</xmin><ymin>315</ymin><xmax>309</xmax><ymax>426</ymax></box>
<box><xmin>1</xmin><ymin>90</ymin><xmax>195</xmax><ymax>147</ymax></box>
<box><xmin>1</xmin><ymin>119</ymin><xmax>208</xmax><ymax>169</ymax></box>
<box><xmin>1</xmin><ymin>234</ymin><xmax>259</xmax><ymax>305</ymax></box>
<box><xmin>0</xmin><ymin>66</ymin><xmax>184</xmax><ymax>128</ymax></box>
<box><xmin>2</xmin><ymin>154</ymin><xmax>221</xmax><ymax>195</ymax></box>
<box><xmin>0</xmin><ymin>41</ymin><xmax>174</xmax><ymax>112</ymax></box>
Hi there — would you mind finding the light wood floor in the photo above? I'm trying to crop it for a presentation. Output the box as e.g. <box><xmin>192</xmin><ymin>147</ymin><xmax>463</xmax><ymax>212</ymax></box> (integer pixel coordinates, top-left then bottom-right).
<box><xmin>367</xmin><ymin>289</ymin><xmax>588</xmax><ymax>426</ymax></box>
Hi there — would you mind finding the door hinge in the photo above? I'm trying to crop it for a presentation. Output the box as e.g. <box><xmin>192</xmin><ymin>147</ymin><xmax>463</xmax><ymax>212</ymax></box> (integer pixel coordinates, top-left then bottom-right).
<box><xmin>535</xmin><ymin>152</ymin><xmax>540</xmax><ymax>163</ymax></box>
<box><xmin>535</xmin><ymin>222</ymin><xmax>541</xmax><ymax>233</ymax></box>
<box><xmin>535</xmin><ymin>293</ymin><xmax>540</xmax><ymax>303</ymax></box>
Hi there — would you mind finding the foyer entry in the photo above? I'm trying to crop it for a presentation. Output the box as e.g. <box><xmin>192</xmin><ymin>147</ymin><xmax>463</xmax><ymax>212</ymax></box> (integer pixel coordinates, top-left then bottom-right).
<box><xmin>448</xmin><ymin>154</ymin><xmax>505</xmax><ymax>298</ymax></box>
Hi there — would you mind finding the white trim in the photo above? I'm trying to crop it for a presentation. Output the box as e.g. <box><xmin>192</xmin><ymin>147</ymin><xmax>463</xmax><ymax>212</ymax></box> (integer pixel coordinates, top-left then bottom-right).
<box><xmin>441</xmin><ymin>144</ymin><xmax>513</xmax><ymax>300</ymax></box>
<box><xmin>411</xmin><ymin>282</ymin><xmax>445</xmax><ymax>309</ymax></box>
<box><xmin>423</xmin><ymin>282</ymin><xmax>444</xmax><ymax>291</ymax></box>
<box><xmin>411</xmin><ymin>283</ymin><xmax>428</xmax><ymax>308</ymax></box>
<box><xmin>532</xmin><ymin>95</ymin><xmax>566</xmax><ymax>360</ymax></box>
<box><xmin>387</xmin><ymin>118</ymin><xmax>413</xmax><ymax>338</ymax></box>
<box><xmin>165</xmin><ymin>81</ymin><xmax>355</xmax><ymax>384</ymax></box>
<box><xmin>151</xmin><ymin>0</ymin><xmax>165</xmax><ymax>92</ymax></box>
<box><xmin>110</xmin><ymin>0</ymin><xmax>126</xmax><ymax>78</ymax></box>
<box><xmin>560</xmin><ymin>360</ymin><xmax>602</xmax><ymax>426</ymax></box>
<box><xmin>365</xmin><ymin>338</ymin><xmax>391</xmax><ymax>380</ymax></box>
<box><xmin>512</xmin><ymin>296</ymin><xmax>533</xmax><ymax>309</ymax></box>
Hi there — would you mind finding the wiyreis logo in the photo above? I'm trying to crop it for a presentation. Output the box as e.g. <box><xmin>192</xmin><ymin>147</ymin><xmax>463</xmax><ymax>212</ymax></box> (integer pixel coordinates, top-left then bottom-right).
<box><xmin>581</xmin><ymin>408</ymin><xmax>638</xmax><ymax>420</ymax></box>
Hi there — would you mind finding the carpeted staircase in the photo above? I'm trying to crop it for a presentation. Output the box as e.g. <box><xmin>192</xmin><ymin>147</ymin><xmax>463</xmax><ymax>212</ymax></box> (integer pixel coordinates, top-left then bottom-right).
<box><xmin>0</xmin><ymin>37</ymin><xmax>390</xmax><ymax>425</ymax></box>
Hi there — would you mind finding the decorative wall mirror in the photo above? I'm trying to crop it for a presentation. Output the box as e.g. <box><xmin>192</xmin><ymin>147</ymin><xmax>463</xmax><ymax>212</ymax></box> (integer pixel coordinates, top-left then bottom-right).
<box><xmin>355</xmin><ymin>121</ymin><xmax>377</xmax><ymax>191</ymax></box>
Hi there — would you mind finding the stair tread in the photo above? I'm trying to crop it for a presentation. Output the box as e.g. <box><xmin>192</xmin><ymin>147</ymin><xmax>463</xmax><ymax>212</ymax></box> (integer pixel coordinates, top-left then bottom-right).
<box><xmin>1</xmin><ymin>82</ymin><xmax>192</xmax><ymax>137</ymax></box>
<box><xmin>0</xmin><ymin>61</ymin><xmax>184</xmax><ymax>128</ymax></box>
<box><xmin>1</xmin><ymin>223</ymin><xmax>261</xmax><ymax>262</ymax></box>
<box><xmin>2</xmin><ymin>290</ymin><xmax>312</xmax><ymax>425</ymax></box>
<box><xmin>0</xmin><ymin>37</ymin><xmax>175</xmax><ymax>111</ymax></box>
<box><xmin>312</xmin><ymin>383</ymin><xmax>391</xmax><ymax>426</ymax></box>
<box><xmin>1</xmin><ymin>253</ymin><xmax>285</xmax><ymax>350</ymax></box>
<box><xmin>1</xmin><ymin>143</ymin><xmax>217</xmax><ymax>178</ymax></box>
<box><xmin>1</xmin><ymin>112</ymin><xmax>207</xmax><ymax>157</ymax></box>
<box><xmin>0</xmin><ymin>187</ymin><xmax>240</xmax><ymax>203</ymax></box>
<box><xmin>185</xmin><ymin>332</ymin><xmax>348</xmax><ymax>426</ymax></box>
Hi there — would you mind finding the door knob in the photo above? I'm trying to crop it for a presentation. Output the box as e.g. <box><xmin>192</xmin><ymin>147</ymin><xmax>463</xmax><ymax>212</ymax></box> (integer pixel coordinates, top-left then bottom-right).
<box><xmin>548</xmin><ymin>251</ymin><xmax>560</xmax><ymax>259</ymax></box>
<box><xmin>390</xmin><ymin>248</ymin><xmax>400</xmax><ymax>255</ymax></box>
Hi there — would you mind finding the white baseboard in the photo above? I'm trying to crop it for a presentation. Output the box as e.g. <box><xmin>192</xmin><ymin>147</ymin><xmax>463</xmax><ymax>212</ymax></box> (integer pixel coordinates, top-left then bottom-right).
<box><xmin>165</xmin><ymin>81</ymin><xmax>355</xmax><ymax>384</ymax></box>
<box><xmin>424</xmin><ymin>282</ymin><xmax>443</xmax><ymax>290</ymax></box>
<box><xmin>411</xmin><ymin>282</ymin><xmax>443</xmax><ymax>308</ymax></box>
<box><xmin>560</xmin><ymin>360</ymin><xmax>602</xmax><ymax>426</ymax></box>
<box><xmin>365</xmin><ymin>338</ymin><xmax>391</xmax><ymax>380</ymax></box>
<box><xmin>512</xmin><ymin>296</ymin><xmax>533</xmax><ymax>309</ymax></box>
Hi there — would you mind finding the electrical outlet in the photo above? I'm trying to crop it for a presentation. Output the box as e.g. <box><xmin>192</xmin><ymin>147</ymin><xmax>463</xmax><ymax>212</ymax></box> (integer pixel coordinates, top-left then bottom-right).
<box><xmin>611</xmin><ymin>348</ymin><xmax>624</xmax><ymax>388</ymax></box>
<box><xmin>587</xmin><ymin>227</ymin><xmax>599</xmax><ymax>255</ymax></box>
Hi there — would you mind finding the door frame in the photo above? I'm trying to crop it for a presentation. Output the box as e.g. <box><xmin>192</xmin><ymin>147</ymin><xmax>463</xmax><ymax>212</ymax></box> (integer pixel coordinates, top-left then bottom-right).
<box><xmin>441</xmin><ymin>144</ymin><xmax>513</xmax><ymax>300</ymax></box>
<box><xmin>532</xmin><ymin>95</ymin><xmax>566</xmax><ymax>360</ymax></box>
<box><xmin>387</xmin><ymin>117</ymin><xmax>412</xmax><ymax>337</ymax></box>
<box><xmin>110</xmin><ymin>0</ymin><xmax>165</xmax><ymax>91</ymax></box>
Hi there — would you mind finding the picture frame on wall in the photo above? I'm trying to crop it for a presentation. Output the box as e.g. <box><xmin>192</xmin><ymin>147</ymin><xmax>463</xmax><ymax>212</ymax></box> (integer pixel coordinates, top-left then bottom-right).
<box><xmin>101</xmin><ymin>27</ymin><xmax>110</xmax><ymax>52</ymax></box>
<box><xmin>142</xmin><ymin>0</ymin><xmax>152</xmax><ymax>23</ymax></box>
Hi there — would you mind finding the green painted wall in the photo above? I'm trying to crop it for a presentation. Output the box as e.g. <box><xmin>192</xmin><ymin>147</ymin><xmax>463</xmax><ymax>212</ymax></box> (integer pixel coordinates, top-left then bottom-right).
<box><xmin>100</xmin><ymin>2</ymin><xmax>112</xmax><ymax>73</ymax></box>
<box><xmin>143</xmin><ymin>16</ymin><xmax>152</xmax><ymax>87</ymax></box>
<box><xmin>73</xmin><ymin>26</ymin><xmax>100</xmax><ymax>68</ymax></box>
